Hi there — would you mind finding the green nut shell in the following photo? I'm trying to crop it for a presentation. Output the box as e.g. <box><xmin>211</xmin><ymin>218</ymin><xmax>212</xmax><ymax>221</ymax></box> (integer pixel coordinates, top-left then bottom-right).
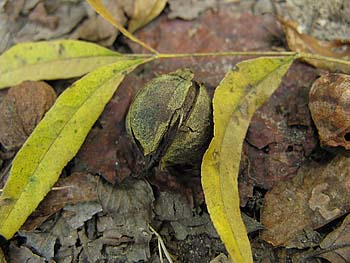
<box><xmin>126</xmin><ymin>68</ymin><xmax>212</xmax><ymax>168</ymax></box>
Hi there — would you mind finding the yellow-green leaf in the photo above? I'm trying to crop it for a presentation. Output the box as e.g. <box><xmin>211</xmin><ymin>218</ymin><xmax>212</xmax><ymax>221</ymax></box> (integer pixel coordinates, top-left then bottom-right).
<box><xmin>87</xmin><ymin>0</ymin><xmax>157</xmax><ymax>53</ymax></box>
<box><xmin>128</xmin><ymin>0</ymin><xmax>167</xmax><ymax>33</ymax></box>
<box><xmin>0</xmin><ymin>40</ymin><xmax>126</xmax><ymax>89</ymax></box>
<box><xmin>202</xmin><ymin>56</ymin><xmax>295</xmax><ymax>262</ymax></box>
<box><xmin>0</xmin><ymin>57</ymin><xmax>151</xmax><ymax>239</ymax></box>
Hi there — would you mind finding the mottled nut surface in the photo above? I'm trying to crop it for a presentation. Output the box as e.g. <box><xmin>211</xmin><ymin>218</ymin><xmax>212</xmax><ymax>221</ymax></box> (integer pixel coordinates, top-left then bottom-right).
<box><xmin>126</xmin><ymin>69</ymin><xmax>212</xmax><ymax>169</ymax></box>
<box><xmin>0</xmin><ymin>81</ymin><xmax>56</xmax><ymax>159</ymax></box>
<box><xmin>309</xmin><ymin>73</ymin><xmax>350</xmax><ymax>149</ymax></box>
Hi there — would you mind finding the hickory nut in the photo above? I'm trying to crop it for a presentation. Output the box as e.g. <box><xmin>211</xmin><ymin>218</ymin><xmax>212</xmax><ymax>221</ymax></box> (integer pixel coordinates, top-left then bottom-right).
<box><xmin>126</xmin><ymin>69</ymin><xmax>212</xmax><ymax>170</ymax></box>
<box><xmin>309</xmin><ymin>73</ymin><xmax>350</xmax><ymax>150</ymax></box>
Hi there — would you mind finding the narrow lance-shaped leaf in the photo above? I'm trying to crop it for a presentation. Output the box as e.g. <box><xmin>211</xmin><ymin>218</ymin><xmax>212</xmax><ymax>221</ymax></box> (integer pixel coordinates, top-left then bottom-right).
<box><xmin>202</xmin><ymin>56</ymin><xmax>295</xmax><ymax>262</ymax></box>
<box><xmin>0</xmin><ymin>57</ymin><xmax>152</xmax><ymax>239</ymax></box>
<box><xmin>0</xmin><ymin>40</ymin><xmax>129</xmax><ymax>89</ymax></box>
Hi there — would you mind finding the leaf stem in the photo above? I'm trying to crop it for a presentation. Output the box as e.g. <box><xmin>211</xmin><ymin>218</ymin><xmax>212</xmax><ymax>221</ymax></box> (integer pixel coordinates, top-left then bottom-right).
<box><xmin>127</xmin><ymin>51</ymin><xmax>350</xmax><ymax>71</ymax></box>
<box><xmin>300</xmin><ymin>52</ymin><xmax>350</xmax><ymax>67</ymax></box>
<box><xmin>157</xmin><ymin>51</ymin><xmax>298</xmax><ymax>58</ymax></box>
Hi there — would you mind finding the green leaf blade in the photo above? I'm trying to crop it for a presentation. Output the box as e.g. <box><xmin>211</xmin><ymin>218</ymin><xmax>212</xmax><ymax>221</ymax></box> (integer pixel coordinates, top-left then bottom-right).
<box><xmin>202</xmin><ymin>56</ymin><xmax>295</xmax><ymax>262</ymax></box>
<box><xmin>0</xmin><ymin>40</ymin><xmax>126</xmax><ymax>89</ymax></box>
<box><xmin>0</xmin><ymin>57</ymin><xmax>151</xmax><ymax>239</ymax></box>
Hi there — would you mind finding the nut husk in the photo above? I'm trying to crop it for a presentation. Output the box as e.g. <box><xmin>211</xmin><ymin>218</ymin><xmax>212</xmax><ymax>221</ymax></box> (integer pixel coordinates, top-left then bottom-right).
<box><xmin>309</xmin><ymin>73</ymin><xmax>350</xmax><ymax>151</ymax></box>
<box><xmin>126</xmin><ymin>69</ymin><xmax>212</xmax><ymax>170</ymax></box>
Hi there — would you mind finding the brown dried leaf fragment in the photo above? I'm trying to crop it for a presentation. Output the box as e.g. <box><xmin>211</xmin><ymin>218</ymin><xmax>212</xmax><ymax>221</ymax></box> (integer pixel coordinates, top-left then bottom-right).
<box><xmin>22</xmin><ymin>172</ymin><xmax>99</xmax><ymax>231</ymax></box>
<box><xmin>261</xmin><ymin>155</ymin><xmax>350</xmax><ymax>248</ymax></box>
<box><xmin>281</xmin><ymin>18</ymin><xmax>350</xmax><ymax>73</ymax></box>
<box><xmin>0</xmin><ymin>81</ymin><xmax>56</xmax><ymax>159</ymax></box>
<box><xmin>319</xmin><ymin>213</ymin><xmax>350</xmax><ymax>263</ymax></box>
<box><xmin>28</xmin><ymin>2</ymin><xmax>59</xmax><ymax>30</ymax></box>
<box><xmin>71</xmin><ymin>1</ymin><xmax>125</xmax><ymax>47</ymax></box>
<box><xmin>97</xmin><ymin>178</ymin><xmax>154</xmax><ymax>262</ymax></box>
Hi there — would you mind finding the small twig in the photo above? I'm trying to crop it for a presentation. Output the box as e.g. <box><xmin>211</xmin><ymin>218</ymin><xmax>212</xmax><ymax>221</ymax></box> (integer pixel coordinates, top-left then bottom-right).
<box><xmin>298</xmin><ymin>243</ymin><xmax>350</xmax><ymax>262</ymax></box>
<box><xmin>149</xmin><ymin>225</ymin><xmax>174</xmax><ymax>263</ymax></box>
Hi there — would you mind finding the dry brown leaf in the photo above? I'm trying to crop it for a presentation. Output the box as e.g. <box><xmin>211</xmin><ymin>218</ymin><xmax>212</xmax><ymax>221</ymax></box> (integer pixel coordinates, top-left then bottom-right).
<box><xmin>0</xmin><ymin>81</ymin><xmax>56</xmax><ymax>159</ymax></box>
<box><xmin>9</xmin><ymin>1</ymin><xmax>86</xmax><ymax>46</ymax></box>
<box><xmin>28</xmin><ymin>2</ymin><xmax>59</xmax><ymax>30</ymax></box>
<box><xmin>318</xmin><ymin>213</ymin><xmax>350</xmax><ymax>263</ymax></box>
<box><xmin>281</xmin><ymin>18</ymin><xmax>350</xmax><ymax>73</ymax></box>
<box><xmin>261</xmin><ymin>155</ymin><xmax>350</xmax><ymax>248</ymax></box>
<box><xmin>22</xmin><ymin>172</ymin><xmax>99</xmax><ymax>231</ymax></box>
<box><xmin>97</xmin><ymin>178</ymin><xmax>155</xmax><ymax>262</ymax></box>
<box><xmin>71</xmin><ymin>0</ymin><xmax>126</xmax><ymax>46</ymax></box>
<box><xmin>8</xmin><ymin>244</ymin><xmax>46</xmax><ymax>263</ymax></box>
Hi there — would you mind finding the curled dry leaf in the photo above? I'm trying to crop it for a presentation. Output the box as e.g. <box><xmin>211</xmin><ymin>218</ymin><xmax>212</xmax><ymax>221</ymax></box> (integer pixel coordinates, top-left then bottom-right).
<box><xmin>261</xmin><ymin>155</ymin><xmax>350</xmax><ymax>247</ymax></box>
<box><xmin>280</xmin><ymin>18</ymin><xmax>350</xmax><ymax>73</ymax></box>
<box><xmin>0</xmin><ymin>81</ymin><xmax>56</xmax><ymax>159</ymax></box>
